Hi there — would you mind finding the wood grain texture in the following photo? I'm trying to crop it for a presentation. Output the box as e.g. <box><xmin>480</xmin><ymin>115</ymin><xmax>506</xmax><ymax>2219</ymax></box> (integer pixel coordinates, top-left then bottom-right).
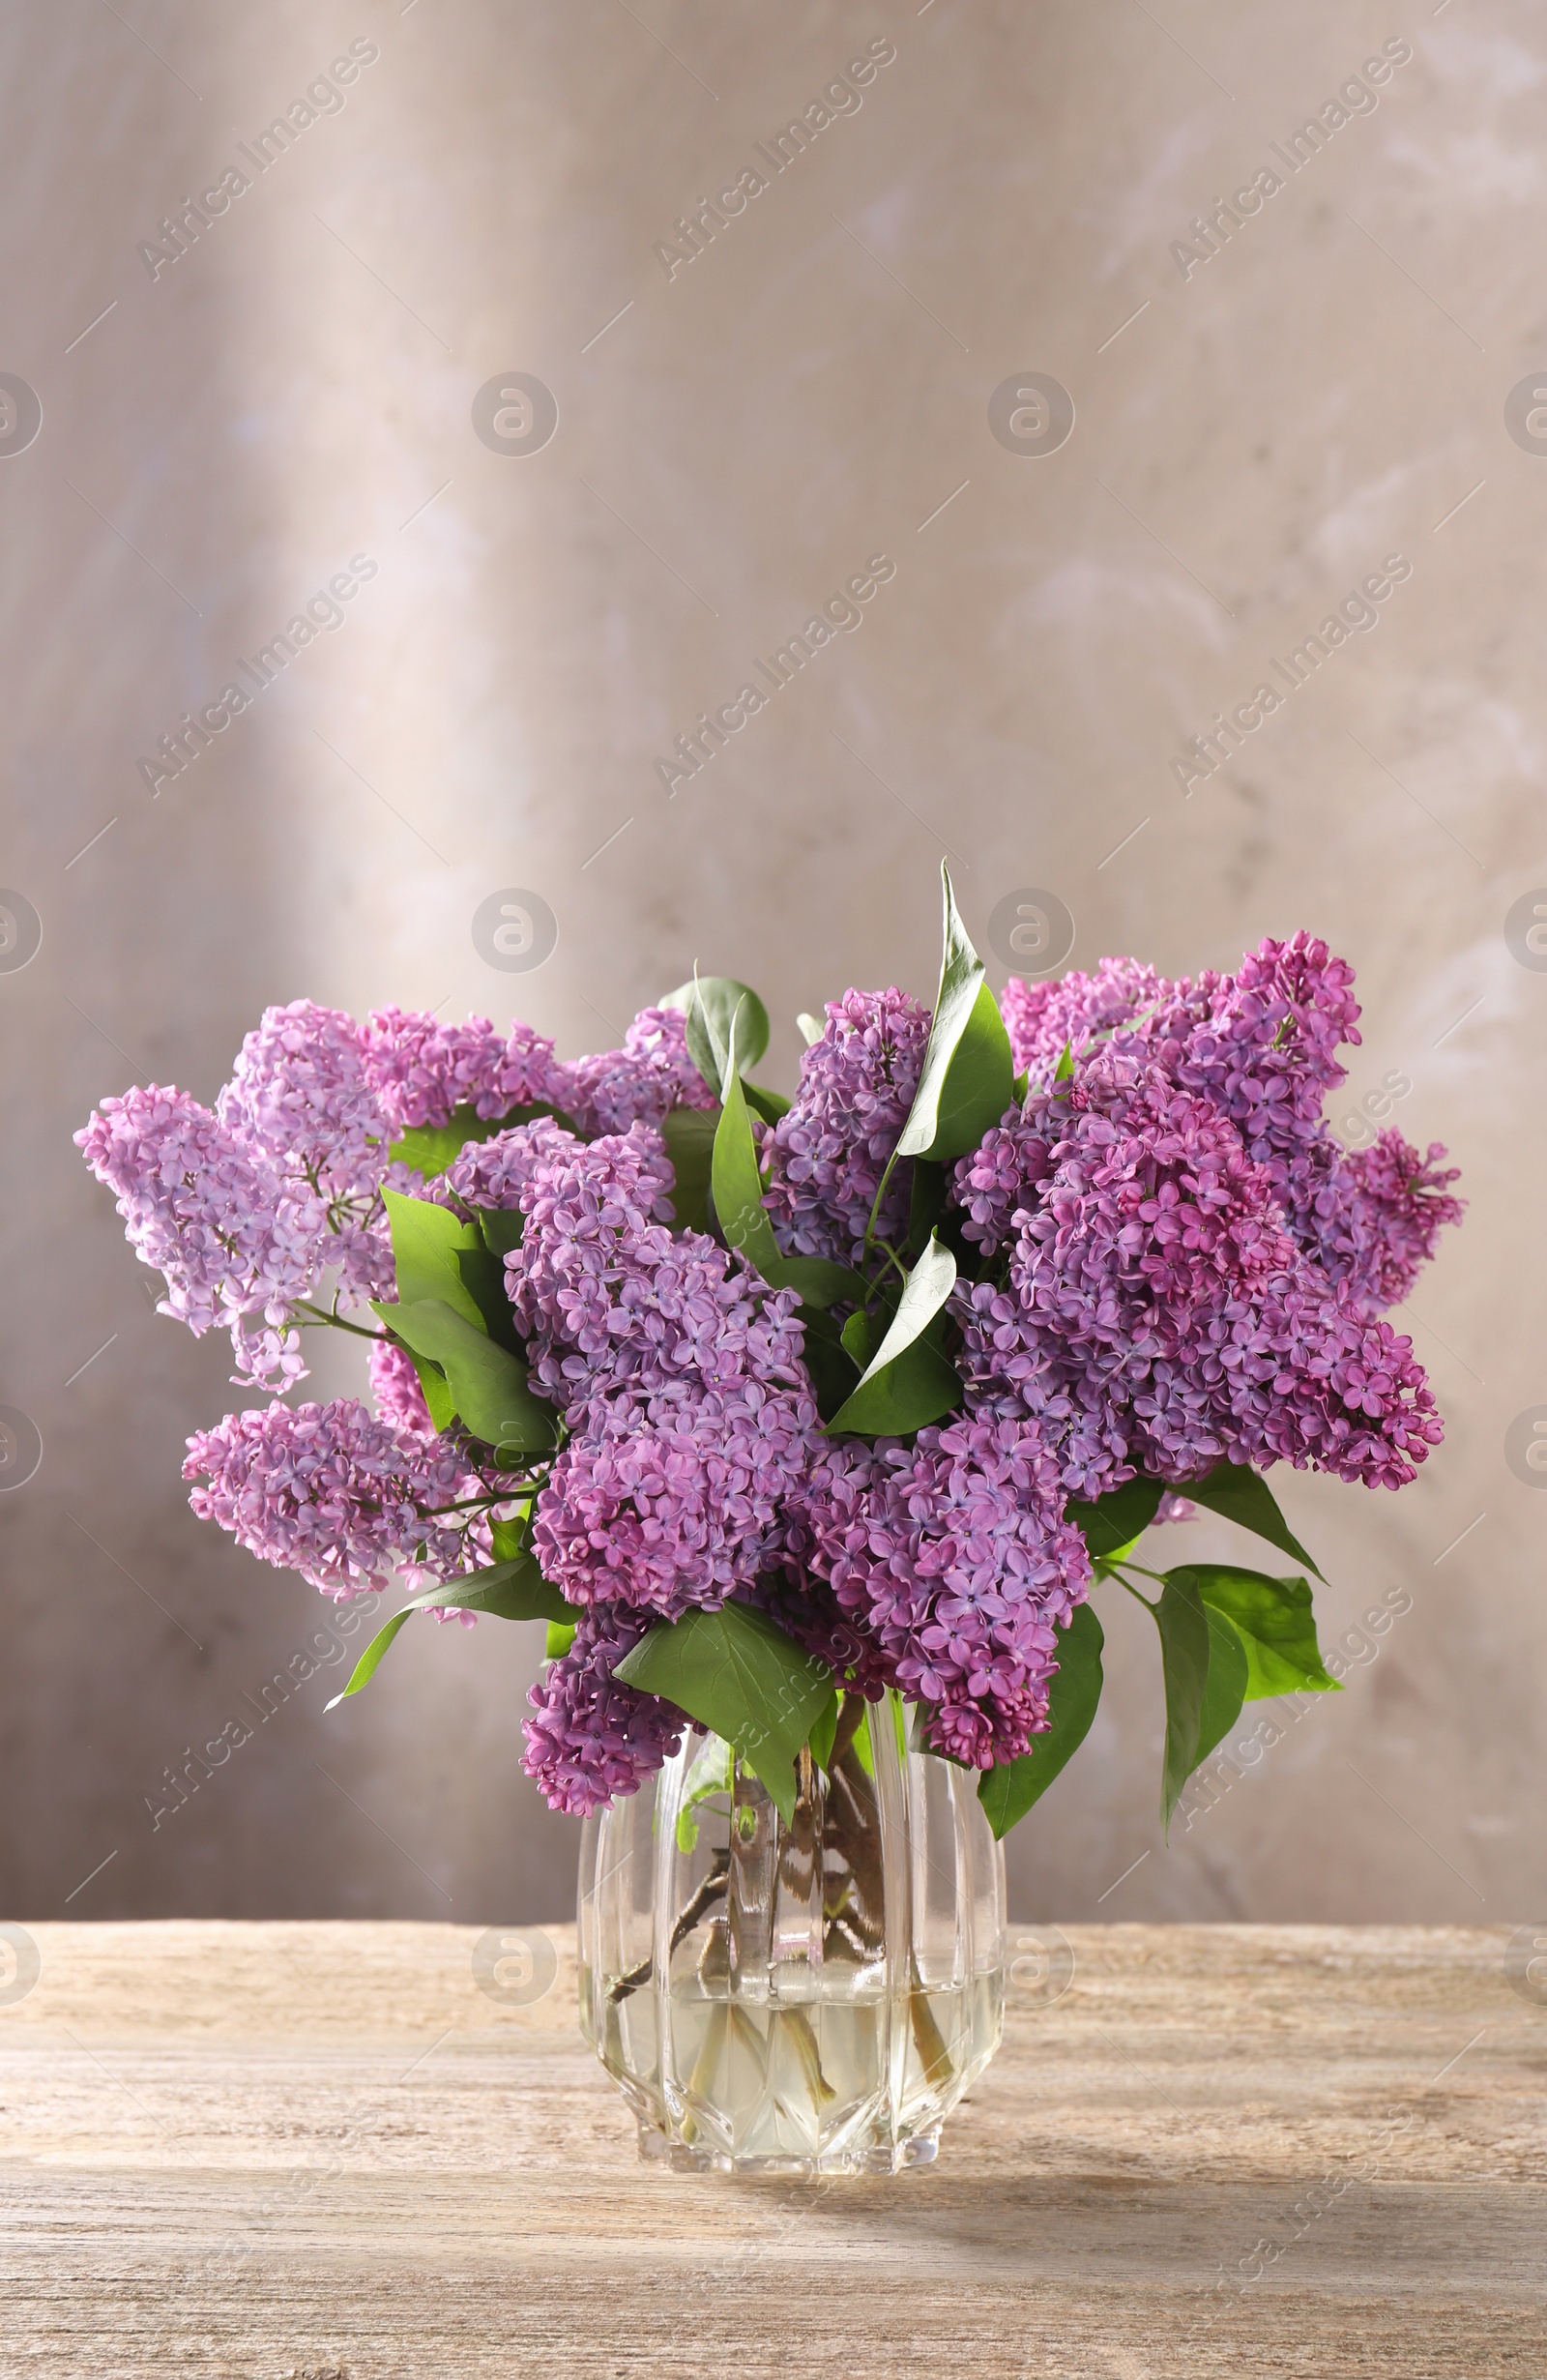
<box><xmin>2</xmin><ymin>1922</ymin><xmax>1543</xmax><ymax>2376</ymax></box>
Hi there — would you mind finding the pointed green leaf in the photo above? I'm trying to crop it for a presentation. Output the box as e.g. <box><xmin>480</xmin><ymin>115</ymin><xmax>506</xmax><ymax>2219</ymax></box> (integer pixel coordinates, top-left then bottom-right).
<box><xmin>1053</xmin><ymin>1041</ymin><xmax>1074</xmax><ymax>1082</ymax></box>
<box><xmin>711</xmin><ymin>1008</ymin><xmax>782</xmax><ymax>1275</ymax></box>
<box><xmin>1149</xmin><ymin>1571</ymin><xmax>1212</xmax><ymax>1836</ymax></box>
<box><xmin>544</xmin><ymin>1618</ymin><xmax>577</xmax><ymax>1661</ymax></box>
<box><xmin>978</xmin><ymin>1602</ymin><xmax>1105</xmax><ymax>1837</ymax></box>
<box><xmin>323</xmin><ymin>1608</ymin><xmax>414</xmax><ymax>1711</ymax></box>
<box><xmin>370</xmin><ymin>1298</ymin><xmax>556</xmax><ymax>1453</ymax></box>
<box><xmin>796</xmin><ymin>1012</ymin><xmax>824</xmax><ymax>1047</ymax></box>
<box><xmin>1185</xmin><ymin>1461</ymin><xmax>1324</xmax><ymax>1580</ymax></box>
<box><xmin>1066</xmin><ymin>1478</ymin><xmax>1165</xmax><ymax>1560</ymax></box>
<box><xmin>1196</xmin><ymin>1604</ymin><xmax>1249</xmax><ymax>1769</ymax></box>
<box><xmin>613</xmin><ymin>1601</ymin><xmax>834</xmax><ymax>1826</ymax></box>
<box><xmin>742</xmin><ymin>1082</ymin><xmax>790</xmax><ymax>1125</ymax></box>
<box><xmin>806</xmin><ymin>1690</ymin><xmax>841</xmax><ymax>1775</ymax></box>
<box><xmin>894</xmin><ymin>866</ymin><xmax>1014</xmax><ymax>1163</ymax></box>
<box><xmin>382</xmin><ymin>1190</ymin><xmax>489</xmax><ymax>1326</ymax></box>
<box><xmin>662</xmin><ymin>974</ymin><xmax>771</xmax><ymax>1098</ymax></box>
<box><xmin>1181</xmin><ymin>1564</ymin><xmax>1342</xmax><ymax>1699</ymax></box>
<box><xmin>658</xmin><ymin>1106</ymin><xmax>718</xmax><ymax>1233</ymax></box>
<box><xmin>407</xmin><ymin>1351</ymin><xmax>456</xmax><ymax>1432</ymax></box>
<box><xmin>825</xmin><ymin>1233</ymin><xmax>963</xmax><ymax>1436</ymax></box>
<box><xmin>476</xmin><ymin>1206</ymin><xmax>525</xmax><ymax>1259</ymax></box>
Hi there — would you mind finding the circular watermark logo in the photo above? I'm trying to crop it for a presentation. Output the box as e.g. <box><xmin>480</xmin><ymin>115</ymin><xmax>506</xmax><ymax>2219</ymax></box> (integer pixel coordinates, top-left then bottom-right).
<box><xmin>1503</xmin><ymin>889</ymin><xmax>1547</xmax><ymax>972</ymax></box>
<box><xmin>988</xmin><ymin>888</ymin><xmax>1075</xmax><ymax>976</ymax></box>
<box><xmin>0</xmin><ymin>1923</ymin><xmax>41</xmax><ymax>2005</ymax></box>
<box><xmin>471</xmin><ymin>888</ymin><xmax>558</xmax><ymax>974</ymax></box>
<box><xmin>0</xmin><ymin>890</ymin><xmax>42</xmax><ymax>974</ymax></box>
<box><xmin>0</xmin><ymin>375</ymin><xmax>42</xmax><ymax>459</ymax></box>
<box><xmin>1001</xmin><ymin>1923</ymin><xmax>1075</xmax><ymax>2008</ymax></box>
<box><xmin>0</xmin><ymin>1409</ymin><xmax>42</xmax><ymax>1491</ymax></box>
<box><xmin>1504</xmin><ymin>373</ymin><xmax>1547</xmax><ymax>456</ymax></box>
<box><xmin>1506</xmin><ymin>1924</ymin><xmax>1547</xmax><ymax>2006</ymax></box>
<box><xmin>472</xmin><ymin>372</ymin><xmax>559</xmax><ymax>456</ymax></box>
<box><xmin>471</xmin><ymin>1925</ymin><xmax>559</xmax><ymax>2006</ymax></box>
<box><xmin>1504</xmin><ymin>1407</ymin><xmax>1547</xmax><ymax>1488</ymax></box>
<box><xmin>988</xmin><ymin>372</ymin><xmax>1075</xmax><ymax>457</ymax></box>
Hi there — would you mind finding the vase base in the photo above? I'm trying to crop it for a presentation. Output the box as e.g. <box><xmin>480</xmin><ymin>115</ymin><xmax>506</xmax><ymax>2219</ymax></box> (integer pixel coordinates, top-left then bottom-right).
<box><xmin>635</xmin><ymin>2118</ymin><xmax>942</xmax><ymax>2178</ymax></box>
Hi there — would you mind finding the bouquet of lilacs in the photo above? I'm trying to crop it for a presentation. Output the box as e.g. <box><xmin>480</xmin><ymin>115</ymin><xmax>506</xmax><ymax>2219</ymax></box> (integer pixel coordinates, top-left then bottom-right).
<box><xmin>77</xmin><ymin>872</ymin><xmax>1462</xmax><ymax>1835</ymax></box>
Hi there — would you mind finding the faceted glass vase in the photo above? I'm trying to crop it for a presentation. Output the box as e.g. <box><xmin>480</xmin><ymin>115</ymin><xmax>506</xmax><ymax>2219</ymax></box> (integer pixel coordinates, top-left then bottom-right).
<box><xmin>576</xmin><ymin>1694</ymin><xmax>1007</xmax><ymax>2175</ymax></box>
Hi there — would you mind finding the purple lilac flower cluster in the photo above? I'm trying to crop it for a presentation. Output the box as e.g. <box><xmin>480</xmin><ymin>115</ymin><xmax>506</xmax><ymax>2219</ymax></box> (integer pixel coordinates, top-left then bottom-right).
<box><xmin>81</xmin><ymin>941</ymin><xmax>1463</xmax><ymax>1817</ymax></box>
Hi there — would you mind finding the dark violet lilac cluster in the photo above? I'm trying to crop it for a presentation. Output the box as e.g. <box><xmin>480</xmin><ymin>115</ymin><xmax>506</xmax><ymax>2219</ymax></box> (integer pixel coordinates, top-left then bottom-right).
<box><xmin>80</xmin><ymin>936</ymin><xmax>1463</xmax><ymax>1821</ymax></box>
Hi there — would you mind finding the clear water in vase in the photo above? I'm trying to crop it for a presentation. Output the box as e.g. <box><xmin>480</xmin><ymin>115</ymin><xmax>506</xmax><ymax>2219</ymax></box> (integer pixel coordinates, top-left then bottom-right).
<box><xmin>577</xmin><ymin>1692</ymin><xmax>1007</xmax><ymax>2174</ymax></box>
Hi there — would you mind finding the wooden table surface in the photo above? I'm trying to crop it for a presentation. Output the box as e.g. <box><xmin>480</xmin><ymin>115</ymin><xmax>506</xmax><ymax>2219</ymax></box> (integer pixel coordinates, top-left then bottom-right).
<box><xmin>2</xmin><ymin>1921</ymin><xmax>1542</xmax><ymax>2377</ymax></box>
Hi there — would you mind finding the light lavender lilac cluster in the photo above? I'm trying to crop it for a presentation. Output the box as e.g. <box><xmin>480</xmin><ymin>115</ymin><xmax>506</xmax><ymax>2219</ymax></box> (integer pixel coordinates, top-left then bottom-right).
<box><xmin>77</xmin><ymin>934</ymin><xmax>1463</xmax><ymax>1816</ymax></box>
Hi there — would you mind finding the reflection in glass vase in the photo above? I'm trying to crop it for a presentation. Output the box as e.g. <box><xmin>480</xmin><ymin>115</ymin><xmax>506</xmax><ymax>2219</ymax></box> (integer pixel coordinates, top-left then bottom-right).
<box><xmin>577</xmin><ymin>1693</ymin><xmax>1006</xmax><ymax>2174</ymax></box>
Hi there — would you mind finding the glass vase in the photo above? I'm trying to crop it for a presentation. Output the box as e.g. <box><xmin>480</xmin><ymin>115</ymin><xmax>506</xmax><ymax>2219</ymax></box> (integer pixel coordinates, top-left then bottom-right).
<box><xmin>576</xmin><ymin>1692</ymin><xmax>1007</xmax><ymax>2174</ymax></box>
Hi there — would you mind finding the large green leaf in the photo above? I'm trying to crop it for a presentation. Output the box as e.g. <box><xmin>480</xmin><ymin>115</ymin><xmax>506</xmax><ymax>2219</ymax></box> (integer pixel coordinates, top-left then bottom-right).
<box><xmin>324</xmin><ymin>1558</ymin><xmax>572</xmax><ymax>1710</ymax></box>
<box><xmin>1180</xmin><ymin>1564</ymin><xmax>1342</xmax><ymax>1700</ymax></box>
<box><xmin>381</xmin><ymin>1190</ymin><xmax>487</xmax><ymax>1327</ymax></box>
<box><xmin>1152</xmin><ymin>1570</ymin><xmax>1211</xmax><ymax>1836</ymax></box>
<box><xmin>1066</xmin><ymin>1478</ymin><xmax>1165</xmax><ymax>1560</ymax></box>
<box><xmin>825</xmin><ymin>1233</ymin><xmax>963</xmax><ymax>1436</ymax></box>
<box><xmin>613</xmin><ymin>1601</ymin><xmax>834</xmax><ymax>1825</ymax></box>
<box><xmin>711</xmin><ymin>1009</ymin><xmax>782</xmax><ymax>1275</ymax></box>
<box><xmin>408</xmin><ymin>1351</ymin><xmax>456</xmax><ymax>1432</ymax></box>
<box><xmin>476</xmin><ymin>1206</ymin><xmax>525</xmax><ymax>1259</ymax></box>
<box><xmin>741</xmin><ymin>1082</ymin><xmax>791</xmax><ymax>1125</ymax></box>
<box><xmin>978</xmin><ymin>1601</ymin><xmax>1105</xmax><ymax>1837</ymax></box>
<box><xmin>761</xmin><ymin>1256</ymin><xmax>866</xmax><ymax>1309</ymax></box>
<box><xmin>1184</xmin><ymin>1460</ymin><xmax>1324</xmax><ymax>1580</ymax></box>
<box><xmin>1196</xmin><ymin>1604</ymin><xmax>1249</xmax><ymax>1770</ymax></box>
<box><xmin>658</xmin><ymin>1106</ymin><xmax>718</xmax><ymax>1233</ymax></box>
<box><xmin>370</xmin><ymin>1298</ymin><xmax>556</xmax><ymax>1453</ymax></box>
<box><xmin>894</xmin><ymin>865</ymin><xmax>1014</xmax><ymax>1164</ymax></box>
<box><xmin>662</xmin><ymin>974</ymin><xmax>771</xmax><ymax>1098</ymax></box>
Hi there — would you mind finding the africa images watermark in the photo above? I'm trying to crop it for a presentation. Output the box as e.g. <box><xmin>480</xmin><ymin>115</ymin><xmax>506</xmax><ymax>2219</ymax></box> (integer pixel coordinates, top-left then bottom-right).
<box><xmin>1170</xmin><ymin>37</ymin><xmax>1414</xmax><ymax>281</ymax></box>
<box><xmin>134</xmin><ymin>38</ymin><xmax>383</xmax><ymax>279</ymax></box>
<box><xmin>652</xmin><ymin>37</ymin><xmax>898</xmax><ymax>282</ymax></box>
<box><xmin>141</xmin><ymin>1602</ymin><xmax>367</xmax><ymax>1831</ymax></box>
<box><xmin>136</xmin><ymin>550</ymin><xmax>378</xmax><ymax>793</ymax></box>
<box><xmin>653</xmin><ymin>552</ymin><xmax>896</xmax><ymax>794</ymax></box>
<box><xmin>1168</xmin><ymin>549</ymin><xmax>1412</xmax><ymax>794</ymax></box>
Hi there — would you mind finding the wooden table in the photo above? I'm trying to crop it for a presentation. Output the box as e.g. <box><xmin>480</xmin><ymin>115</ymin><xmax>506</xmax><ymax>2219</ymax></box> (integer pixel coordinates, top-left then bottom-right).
<box><xmin>2</xmin><ymin>1922</ymin><xmax>1542</xmax><ymax>2376</ymax></box>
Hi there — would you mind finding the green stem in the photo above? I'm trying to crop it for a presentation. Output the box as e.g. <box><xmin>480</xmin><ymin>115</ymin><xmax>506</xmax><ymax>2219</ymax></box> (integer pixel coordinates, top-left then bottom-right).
<box><xmin>293</xmin><ymin>1302</ymin><xmax>386</xmax><ymax>1341</ymax></box>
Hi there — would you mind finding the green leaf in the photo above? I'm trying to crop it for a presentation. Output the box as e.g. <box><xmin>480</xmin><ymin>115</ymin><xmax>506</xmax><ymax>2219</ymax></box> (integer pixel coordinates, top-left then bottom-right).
<box><xmin>905</xmin><ymin>1157</ymin><xmax>947</xmax><ymax>1258</ymax></box>
<box><xmin>1180</xmin><ymin>1564</ymin><xmax>1342</xmax><ymax>1700</ymax></box>
<box><xmin>978</xmin><ymin>1602</ymin><xmax>1104</xmax><ymax>1837</ymax></box>
<box><xmin>489</xmin><ymin>1513</ymin><xmax>532</xmax><ymax>1563</ymax></box>
<box><xmin>1066</xmin><ymin>1478</ymin><xmax>1165</xmax><ymax>1560</ymax></box>
<box><xmin>452</xmin><ymin>1245</ymin><xmax>522</xmax><ymax>1350</ymax></box>
<box><xmin>545</xmin><ymin>1619</ymin><xmax>577</xmax><ymax>1661</ymax></box>
<box><xmin>658</xmin><ymin>1106</ymin><xmax>718</xmax><ymax>1232</ymax></box>
<box><xmin>1053</xmin><ymin>1041</ymin><xmax>1074</xmax><ymax>1083</ymax></box>
<box><xmin>806</xmin><ymin>1690</ymin><xmax>840</xmax><ymax>1774</ymax></box>
<box><xmin>408</xmin><ymin>1351</ymin><xmax>456</xmax><ymax>1432</ymax></box>
<box><xmin>1196</xmin><ymin>1604</ymin><xmax>1249</xmax><ymax>1769</ymax></box>
<box><xmin>796</xmin><ymin>1012</ymin><xmax>824</xmax><ymax>1047</ymax></box>
<box><xmin>662</xmin><ymin>974</ymin><xmax>771</xmax><ymax>1098</ymax></box>
<box><xmin>613</xmin><ymin>1601</ymin><xmax>834</xmax><ymax>1826</ymax></box>
<box><xmin>323</xmin><ymin>1608</ymin><xmax>413</xmax><ymax>1711</ymax></box>
<box><xmin>1185</xmin><ymin>1461</ymin><xmax>1324</xmax><ymax>1580</ymax></box>
<box><xmin>894</xmin><ymin>865</ymin><xmax>1014</xmax><ymax>1164</ymax></box>
<box><xmin>711</xmin><ymin>1009</ymin><xmax>782</xmax><ymax>1276</ymax></box>
<box><xmin>798</xmin><ymin>1320</ymin><xmax>861</xmax><ymax>1422</ymax></box>
<box><xmin>371</xmin><ymin>1299</ymin><xmax>556</xmax><ymax>1454</ymax></box>
<box><xmin>825</xmin><ymin>1233</ymin><xmax>963</xmax><ymax>1437</ymax></box>
<box><xmin>389</xmin><ymin>1100</ymin><xmax>572</xmax><ymax>1181</ymax></box>
<box><xmin>382</xmin><ymin>1190</ymin><xmax>487</xmax><ymax>1328</ymax></box>
<box><xmin>761</xmin><ymin>1256</ymin><xmax>865</xmax><ymax>1309</ymax></box>
<box><xmin>1151</xmin><ymin>1572</ymin><xmax>1212</xmax><ymax>1836</ymax></box>
<box><xmin>323</xmin><ymin>1559</ymin><xmax>573</xmax><ymax>1712</ymax></box>
<box><xmin>476</xmin><ymin>1207</ymin><xmax>525</xmax><ymax>1259</ymax></box>
<box><xmin>742</xmin><ymin>1082</ymin><xmax>790</xmax><ymax>1126</ymax></box>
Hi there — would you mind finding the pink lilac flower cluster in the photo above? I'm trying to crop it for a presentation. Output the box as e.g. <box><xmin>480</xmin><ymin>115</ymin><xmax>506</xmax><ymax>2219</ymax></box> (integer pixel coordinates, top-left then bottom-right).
<box><xmin>183</xmin><ymin>1397</ymin><xmax>471</xmax><ymax>1599</ymax></box>
<box><xmin>760</xmin><ymin>988</ymin><xmax>930</xmax><ymax>1264</ymax></box>
<box><xmin>82</xmin><ymin>947</ymin><xmax>1463</xmax><ymax>1816</ymax></box>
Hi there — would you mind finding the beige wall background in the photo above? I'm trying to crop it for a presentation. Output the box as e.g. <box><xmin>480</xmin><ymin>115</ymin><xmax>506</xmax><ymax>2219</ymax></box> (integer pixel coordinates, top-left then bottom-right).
<box><xmin>2</xmin><ymin>0</ymin><xmax>1542</xmax><ymax>1928</ymax></box>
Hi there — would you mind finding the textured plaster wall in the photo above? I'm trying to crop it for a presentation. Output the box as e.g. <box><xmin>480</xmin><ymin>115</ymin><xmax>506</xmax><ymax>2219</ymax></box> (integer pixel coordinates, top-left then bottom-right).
<box><xmin>1</xmin><ymin>0</ymin><xmax>1542</xmax><ymax>1928</ymax></box>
